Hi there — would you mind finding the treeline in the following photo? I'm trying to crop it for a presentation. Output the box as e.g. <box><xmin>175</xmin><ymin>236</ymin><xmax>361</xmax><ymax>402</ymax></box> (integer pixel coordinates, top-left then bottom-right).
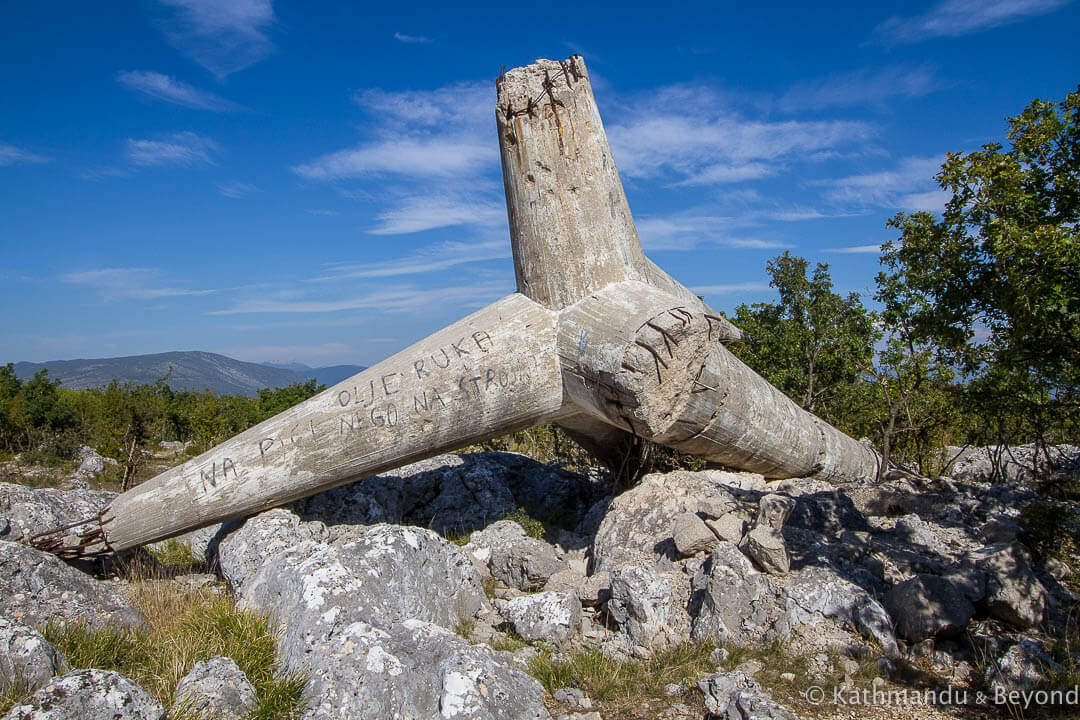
<box><xmin>728</xmin><ymin>87</ymin><xmax>1080</xmax><ymax>483</ymax></box>
<box><xmin>0</xmin><ymin>366</ymin><xmax>323</xmax><ymax>467</ymax></box>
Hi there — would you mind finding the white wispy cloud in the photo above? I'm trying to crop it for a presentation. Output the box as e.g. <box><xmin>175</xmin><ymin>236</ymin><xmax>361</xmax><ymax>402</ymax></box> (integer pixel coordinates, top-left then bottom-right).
<box><xmin>393</xmin><ymin>32</ymin><xmax>431</xmax><ymax>44</ymax></box>
<box><xmin>294</xmin><ymin>82</ymin><xmax>496</xmax><ymax>183</ymax></box>
<box><xmin>217</xmin><ymin>180</ymin><xmax>258</xmax><ymax>197</ymax></box>
<box><xmin>293</xmin><ymin>136</ymin><xmax>493</xmax><ymax>181</ymax></box>
<box><xmin>316</xmin><ymin>238</ymin><xmax>509</xmax><ymax>280</ymax></box>
<box><xmin>368</xmin><ymin>196</ymin><xmax>504</xmax><ymax>235</ymax></box>
<box><xmin>0</xmin><ymin>142</ymin><xmax>48</xmax><ymax>166</ymax></box>
<box><xmin>353</xmin><ymin>83</ymin><xmax>492</xmax><ymax>130</ymax></box>
<box><xmin>117</xmin><ymin>70</ymin><xmax>241</xmax><ymax>111</ymax></box>
<box><xmin>210</xmin><ymin>282</ymin><xmax>508</xmax><ymax>315</ymax></box>
<box><xmin>62</xmin><ymin>267</ymin><xmax>216</xmax><ymax>302</ymax></box>
<box><xmin>155</xmin><ymin>0</ymin><xmax>275</xmax><ymax>77</ymax></box>
<box><xmin>125</xmin><ymin>131</ymin><xmax>220</xmax><ymax>167</ymax></box>
<box><xmin>607</xmin><ymin>85</ymin><xmax>872</xmax><ymax>185</ymax></box>
<box><xmin>693</xmin><ymin>282</ymin><xmax>773</xmax><ymax>295</ymax></box>
<box><xmin>820</xmin><ymin>156</ymin><xmax>948</xmax><ymax>211</ymax></box>
<box><xmin>874</xmin><ymin>0</ymin><xmax>1071</xmax><ymax>43</ymax></box>
<box><xmin>636</xmin><ymin>212</ymin><xmax>795</xmax><ymax>252</ymax></box>
<box><xmin>827</xmin><ymin>244</ymin><xmax>883</xmax><ymax>254</ymax></box>
<box><xmin>777</xmin><ymin>65</ymin><xmax>941</xmax><ymax>112</ymax></box>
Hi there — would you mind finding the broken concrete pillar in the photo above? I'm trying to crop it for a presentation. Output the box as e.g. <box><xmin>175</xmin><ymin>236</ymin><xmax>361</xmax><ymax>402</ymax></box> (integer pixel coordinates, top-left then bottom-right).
<box><xmin>31</xmin><ymin>55</ymin><xmax>878</xmax><ymax>558</ymax></box>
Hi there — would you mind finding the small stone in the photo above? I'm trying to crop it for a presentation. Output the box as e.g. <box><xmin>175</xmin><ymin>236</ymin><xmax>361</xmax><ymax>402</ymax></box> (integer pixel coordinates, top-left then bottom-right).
<box><xmin>577</xmin><ymin>572</ymin><xmax>610</xmax><ymax>606</ymax></box>
<box><xmin>985</xmin><ymin>640</ymin><xmax>1061</xmax><ymax>693</ymax></box>
<box><xmin>744</xmin><ymin>526</ymin><xmax>790</xmax><ymax>574</ymax></box>
<box><xmin>736</xmin><ymin>660</ymin><xmax>763</xmax><ymax>676</ymax></box>
<box><xmin>780</xmin><ymin>672</ymin><xmax>795</xmax><ymax>683</ymax></box>
<box><xmin>664</xmin><ymin>681</ymin><xmax>684</xmax><ymax>696</ymax></box>
<box><xmin>755</xmin><ymin>494</ymin><xmax>796</xmax><ymax>530</ymax></box>
<box><xmin>672</xmin><ymin>512</ymin><xmax>718</xmax><ymax>557</ymax></box>
<box><xmin>710</xmin><ymin>647</ymin><xmax>730</xmax><ymax>665</ymax></box>
<box><xmin>553</xmin><ymin>686</ymin><xmax>591</xmax><ymax>709</ymax></box>
<box><xmin>502</xmin><ymin>591</ymin><xmax>582</xmax><ymax>649</ymax></box>
<box><xmin>705</xmin><ymin>513</ymin><xmax>745</xmax><ymax>544</ymax></box>
<box><xmin>173</xmin><ymin>656</ymin><xmax>255</xmax><ymax>720</ymax></box>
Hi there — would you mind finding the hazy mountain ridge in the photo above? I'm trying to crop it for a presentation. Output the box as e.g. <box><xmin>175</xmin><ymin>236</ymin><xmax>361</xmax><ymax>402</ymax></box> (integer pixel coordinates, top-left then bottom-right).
<box><xmin>12</xmin><ymin>351</ymin><xmax>365</xmax><ymax>397</ymax></box>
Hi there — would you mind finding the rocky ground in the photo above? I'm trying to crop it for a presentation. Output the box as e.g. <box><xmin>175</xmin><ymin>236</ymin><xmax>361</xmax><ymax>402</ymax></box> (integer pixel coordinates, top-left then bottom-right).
<box><xmin>0</xmin><ymin>443</ymin><xmax>1076</xmax><ymax>719</ymax></box>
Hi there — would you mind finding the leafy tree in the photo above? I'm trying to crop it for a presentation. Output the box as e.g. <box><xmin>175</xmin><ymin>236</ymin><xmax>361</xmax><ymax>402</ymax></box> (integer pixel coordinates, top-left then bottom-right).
<box><xmin>878</xmin><ymin>86</ymin><xmax>1080</xmax><ymax>453</ymax></box>
<box><xmin>731</xmin><ymin>252</ymin><xmax>878</xmax><ymax>428</ymax></box>
<box><xmin>256</xmin><ymin>379</ymin><xmax>324</xmax><ymax>420</ymax></box>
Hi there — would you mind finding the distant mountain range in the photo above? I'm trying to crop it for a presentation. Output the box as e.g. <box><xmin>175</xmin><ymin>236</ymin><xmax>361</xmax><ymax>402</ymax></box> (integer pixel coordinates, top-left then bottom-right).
<box><xmin>12</xmin><ymin>351</ymin><xmax>366</xmax><ymax>397</ymax></box>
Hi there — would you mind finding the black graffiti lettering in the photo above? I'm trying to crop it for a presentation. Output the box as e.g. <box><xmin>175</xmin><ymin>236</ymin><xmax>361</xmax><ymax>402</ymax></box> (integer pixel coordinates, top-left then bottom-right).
<box><xmin>430</xmin><ymin>388</ymin><xmax>446</xmax><ymax>408</ymax></box>
<box><xmin>201</xmin><ymin>463</ymin><xmax>217</xmax><ymax>491</ymax></box>
<box><xmin>222</xmin><ymin>458</ymin><xmax>237</xmax><ymax>480</ymax></box>
<box><xmin>451</xmin><ymin>338</ymin><xmax>470</xmax><ymax>357</ymax></box>
<box><xmin>414</xmin><ymin>392</ymin><xmax>428</xmax><ymax>413</ymax></box>
<box><xmin>498</xmin><ymin>370</ymin><xmax>509</xmax><ymax>388</ymax></box>
<box><xmin>338</xmin><ymin>390</ymin><xmax>351</xmax><ymax>407</ymax></box>
<box><xmin>386</xmin><ymin>403</ymin><xmax>398</xmax><ymax>427</ymax></box>
<box><xmin>433</xmin><ymin>349</ymin><xmax>451</xmax><ymax>369</ymax></box>
<box><xmin>259</xmin><ymin>438</ymin><xmax>275</xmax><ymax>459</ymax></box>
<box><xmin>473</xmin><ymin>331</ymin><xmax>493</xmax><ymax>352</ymax></box>
<box><xmin>414</xmin><ymin>359</ymin><xmax>428</xmax><ymax>378</ymax></box>
<box><xmin>365</xmin><ymin>380</ymin><xmax>375</xmax><ymax>404</ymax></box>
<box><xmin>340</xmin><ymin>416</ymin><xmax>355</xmax><ymax>434</ymax></box>
<box><xmin>370</xmin><ymin>406</ymin><xmax>385</xmax><ymax>427</ymax></box>
<box><xmin>382</xmin><ymin>372</ymin><xmax>399</xmax><ymax>396</ymax></box>
<box><xmin>468</xmin><ymin>376</ymin><xmax>482</xmax><ymax>395</ymax></box>
<box><xmin>485</xmin><ymin>368</ymin><xmax>496</xmax><ymax>390</ymax></box>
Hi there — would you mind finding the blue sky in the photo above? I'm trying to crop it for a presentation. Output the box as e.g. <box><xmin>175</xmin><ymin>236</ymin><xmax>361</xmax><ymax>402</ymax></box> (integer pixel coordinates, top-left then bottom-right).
<box><xmin>2</xmin><ymin>0</ymin><xmax>1077</xmax><ymax>367</ymax></box>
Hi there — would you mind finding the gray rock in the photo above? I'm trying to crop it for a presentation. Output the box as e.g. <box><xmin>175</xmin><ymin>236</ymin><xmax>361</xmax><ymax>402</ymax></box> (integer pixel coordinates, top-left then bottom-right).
<box><xmin>173</xmin><ymin>656</ymin><xmax>255</xmax><ymax>720</ymax></box>
<box><xmin>894</xmin><ymin>514</ymin><xmax>942</xmax><ymax>550</ymax></box>
<box><xmin>697</xmin><ymin>670</ymin><xmax>799</xmax><ymax>719</ymax></box>
<box><xmin>672</xmin><ymin>512</ymin><xmax>717</xmax><ymax>557</ymax></box>
<box><xmin>979</xmin><ymin>516</ymin><xmax>1022</xmax><ymax>544</ymax></box>
<box><xmin>501</xmin><ymin>591</ymin><xmax>581</xmax><ymax>649</ymax></box>
<box><xmin>985</xmin><ymin>640</ymin><xmax>1061</xmax><ymax>694</ymax></box>
<box><xmin>756</xmin><ymin>494</ymin><xmax>796</xmax><ymax>530</ymax></box>
<box><xmin>0</xmin><ymin>483</ymin><xmax>115</xmax><ymax>544</ymax></box>
<box><xmin>2</xmin><ymin>669</ymin><xmax>164</xmax><ymax>720</ymax></box>
<box><xmin>705</xmin><ymin>514</ymin><xmax>745</xmax><ymax>544</ymax></box>
<box><xmin>236</xmin><ymin>523</ymin><xmax>488</xmax><ymax>633</ymax></box>
<box><xmin>74</xmin><ymin>446</ymin><xmax>105</xmax><ymax>479</ymax></box>
<box><xmin>489</xmin><ymin>536</ymin><xmax>566</xmax><ymax>592</ymax></box>
<box><xmin>552</xmin><ymin>686</ymin><xmax>592</xmax><ymax>710</ymax></box>
<box><xmin>290</xmin><ymin>452</ymin><xmax>604</xmax><ymax>538</ymax></box>
<box><xmin>0</xmin><ymin>541</ymin><xmax>141</xmax><ymax>629</ymax></box>
<box><xmin>590</xmin><ymin>470</ymin><xmax>744</xmax><ymax>572</ymax></box>
<box><xmin>968</xmin><ymin>543</ymin><xmax>1048</xmax><ymax>628</ymax></box>
<box><xmin>577</xmin><ymin>572</ymin><xmax>610</xmax><ymax>606</ymax></box>
<box><xmin>885</xmin><ymin>575</ymin><xmax>973</xmax><ymax>642</ymax></box>
<box><xmin>607</xmin><ymin>565</ymin><xmax>690</xmax><ymax>656</ymax></box>
<box><xmin>744</xmin><ymin>526</ymin><xmax>790</xmax><ymax>575</ymax></box>
<box><xmin>221</xmin><ymin>514</ymin><xmax>548</xmax><ymax>720</ymax></box>
<box><xmin>691</xmin><ymin>542</ymin><xmax>782</xmax><ymax>646</ymax></box>
<box><xmin>218</xmin><ymin>508</ymin><xmax>328</xmax><ymax>593</ymax></box>
<box><xmin>946</xmin><ymin>443</ymin><xmax>1080</xmax><ymax>484</ymax></box>
<box><xmin>0</xmin><ymin>617</ymin><xmax>66</xmax><ymax>690</ymax></box>
<box><xmin>788</xmin><ymin>490</ymin><xmax>869</xmax><ymax>534</ymax></box>
<box><xmin>779</xmin><ymin>567</ymin><xmax>899</xmax><ymax>657</ymax></box>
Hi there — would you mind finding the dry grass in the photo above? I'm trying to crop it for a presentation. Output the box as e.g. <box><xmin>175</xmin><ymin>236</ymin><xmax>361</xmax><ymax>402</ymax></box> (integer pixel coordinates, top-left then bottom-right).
<box><xmin>36</xmin><ymin>556</ymin><xmax>306</xmax><ymax>719</ymax></box>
